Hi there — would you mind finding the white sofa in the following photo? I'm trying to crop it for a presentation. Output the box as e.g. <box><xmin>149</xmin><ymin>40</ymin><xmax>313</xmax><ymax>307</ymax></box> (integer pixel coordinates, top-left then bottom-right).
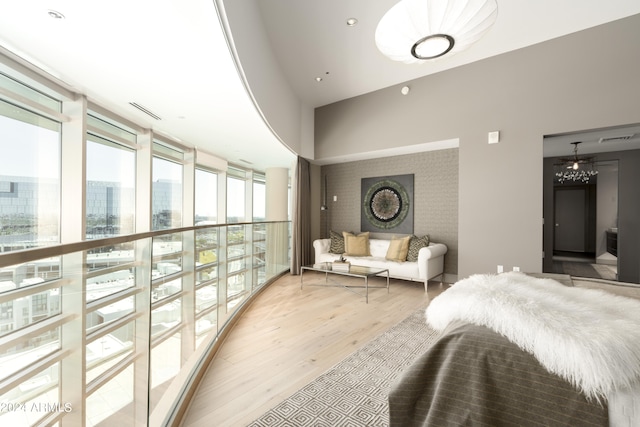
<box><xmin>313</xmin><ymin>238</ymin><xmax>447</xmax><ymax>291</ymax></box>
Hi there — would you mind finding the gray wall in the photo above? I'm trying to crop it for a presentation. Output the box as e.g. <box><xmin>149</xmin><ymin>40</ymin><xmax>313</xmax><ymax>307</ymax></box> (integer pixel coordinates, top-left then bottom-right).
<box><xmin>320</xmin><ymin>149</ymin><xmax>458</xmax><ymax>277</ymax></box>
<box><xmin>314</xmin><ymin>14</ymin><xmax>640</xmax><ymax>279</ymax></box>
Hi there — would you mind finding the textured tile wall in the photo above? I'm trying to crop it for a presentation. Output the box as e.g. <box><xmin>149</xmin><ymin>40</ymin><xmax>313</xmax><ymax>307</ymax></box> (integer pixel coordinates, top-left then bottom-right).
<box><xmin>320</xmin><ymin>148</ymin><xmax>458</xmax><ymax>275</ymax></box>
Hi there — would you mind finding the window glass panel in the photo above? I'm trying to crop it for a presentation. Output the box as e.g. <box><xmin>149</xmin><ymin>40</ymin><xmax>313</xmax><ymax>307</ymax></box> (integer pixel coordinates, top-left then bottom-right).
<box><xmin>227</xmin><ymin>225</ymin><xmax>244</xmax><ymax>246</ymax></box>
<box><xmin>153</xmin><ymin>141</ymin><xmax>184</xmax><ymax>162</ymax></box>
<box><xmin>153</xmin><ymin>233</ymin><xmax>183</xmax><ymax>257</ymax></box>
<box><xmin>151</xmin><ymin>232</ymin><xmax>183</xmax><ymax>301</ymax></box>
<box><xmin>150</xmin><ymin>332</ymin><xmax>181</xmax><ymax>412</ymax></box>
<box><xmin>0</xmin><ymin>326</ymin><xmax>60</xmax><ymax>374</ymax></box>
<box><xmin>86</xmin><ymin>296</ymin><xmax>134</xmax><ymax>332</ymax></box>
<box><xmin>196</xmin><ymin>228</ymin><xmax>218</xmax><ymax>268</ymax></box>
<box><xmin>86</xmin><ymin>322</ymin><xmax>134</xmax><ymax>382</ymax></box>
<box><xmin>226</xmin><ymin>176</ymin><xmax>245</xmax><ymax>223</ymax></box>
<box><xmin>151</xmin><ymin>301</ymin><xmax>181</xmax><ymax>336</ymax></box>
<box><xmin>195</xmin><ymin>169</ymin><xmax>217</xmax><ymax>225</ymax></box>
<box><xmin>196</xmin><ymin>265</ymin><xmax>217</xmax><ymax>287</ymax></box>
<box><xmin>152</xmin><ymin>157</ymin><xmax>182</xmax><ymax>230</ymax></box>
<box><xmin>228</xmin><ymin>257</ymin><xmax>246</xmax><ymax>275</ymax></box>
<box><xmin>85</xmin><ymin>243</ymin><xmax>135</xmax><ymax>302</ymax></box>
<box><xmin>152</xmin><ymin>278</ymin><xmax>181</xmax><ymax>303</ymax></box>
<box><xmin>0</xmin><ymin>72</ymin><xmax>61</xmax><ymax>112</ymax></box>
<box><xmin>195</xmin><ymin>283</ymin><xmax>217</xmax><ymax>314</ymax></box>
<box><xmin>227</xmin><ymin>272</ymin><xmax>247</xmax><ymax>308</ymax></box>
<box><xmin>86</xmin><ymin>135</ymin><xmax>135</xmax><ymax>239</ymax></box>
<box><xmin>196</xmin><ymin>310</ymin><xmax>217</xmax><ymax>348</ymax></box>
<box><xmin>87</xmin><ymin>114</ymin><xmax>136</xmax><ymax>146</ymax></box>
<box><xmin>86</xmin><ymin>364</ymin><xmax>134</xmax><ymax>426</ymax></box>
<box><xmin>0</xmin><ymin>258</ymin><xmax>61</xmax><ymax>297</ymax></box>
<box><xmin>0</xmin><ymin>100</ymin><xmax>60</xmax><ymax>252</ymax></box>
<box><xmin>254</xmin><ymin>263</ymin><xmax>266</xmax><ymax>288</ymax></box>
<box><xmin>0</xmin><ymin>287</ymin><xmax>60</xmax><ymax>337</ymax></box>
<box><xmin>253</xmin><ymin>177</ymin><xmax>265</xmax><ymax>221</ymax></box>
<box><xmin>0</xmin><ymin>362</ymin><xmax>61</xmax><ymax>426</ymax></box>
<box><xmin>253</xmin><ymin>223</ymin><xmax>267</xmax><ymax>287</ymax></box>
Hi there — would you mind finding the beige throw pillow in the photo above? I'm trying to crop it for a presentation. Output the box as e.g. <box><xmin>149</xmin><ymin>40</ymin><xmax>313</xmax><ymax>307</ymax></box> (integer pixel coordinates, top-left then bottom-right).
<box><xmin>342</xmin><ymin>232</ymin><xmax>371</xmax><ymax>256</ymax></box>
<box><xmin>386</xmin><ymin>235</ymin><xmax>411</xmax><ymax>262</ymax></box>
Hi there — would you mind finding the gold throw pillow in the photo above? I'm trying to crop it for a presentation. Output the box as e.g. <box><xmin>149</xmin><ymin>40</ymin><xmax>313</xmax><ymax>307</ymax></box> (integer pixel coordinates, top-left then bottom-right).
<box><xmin>342</xmin><ymin>232</ymin><xmax>371</xmax><ymax>256</ymax></box>
<box><xmin>385</xmin><ymin>235</ymin><xmax>411</xmax><ymax>262</ymax></box>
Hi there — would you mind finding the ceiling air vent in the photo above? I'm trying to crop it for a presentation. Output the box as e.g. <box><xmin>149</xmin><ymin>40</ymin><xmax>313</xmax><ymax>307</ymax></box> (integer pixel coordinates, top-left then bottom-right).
<box><xmin>129</xmin><ymin>102</ymin><xmax>162</xmax><ymax>120</ymax></box>
<box><xmin>598</xmin><ymin>134</ymin><xmax>634</xmax><ymax>144</ymax></box>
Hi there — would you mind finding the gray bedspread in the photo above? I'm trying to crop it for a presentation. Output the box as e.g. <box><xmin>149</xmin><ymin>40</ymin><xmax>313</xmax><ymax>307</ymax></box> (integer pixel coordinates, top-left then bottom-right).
<box><xmin>388</xmin><ymin>321</ymin><xmax>608</xmax><ymax>426</ymax></box>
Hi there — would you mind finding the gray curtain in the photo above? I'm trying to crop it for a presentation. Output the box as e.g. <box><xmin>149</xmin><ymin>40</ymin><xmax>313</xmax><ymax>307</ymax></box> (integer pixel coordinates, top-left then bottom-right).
<box><xmin>291</xmin><ymin>156</ymin><xmax>312</xmax><ymax>274</ymax></box>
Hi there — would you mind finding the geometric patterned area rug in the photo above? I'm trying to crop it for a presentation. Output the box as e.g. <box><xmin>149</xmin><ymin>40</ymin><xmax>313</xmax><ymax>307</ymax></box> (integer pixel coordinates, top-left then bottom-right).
<box><xmin>248</xmin><ymin>308</ymin><xmax>440</xmax><ymax>427</ymax></box>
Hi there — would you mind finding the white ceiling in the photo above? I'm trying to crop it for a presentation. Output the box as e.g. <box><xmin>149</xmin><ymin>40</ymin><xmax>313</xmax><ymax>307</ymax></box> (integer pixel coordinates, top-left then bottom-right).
<box><xmin>255</xmin><ymin>1</ymin><xmax>640</xmax><ymax>108</ymax></box>
<box><xmin>1</xmin><ymin>0</ymin><xmax>640</xmax><ymax>170</ymax></box>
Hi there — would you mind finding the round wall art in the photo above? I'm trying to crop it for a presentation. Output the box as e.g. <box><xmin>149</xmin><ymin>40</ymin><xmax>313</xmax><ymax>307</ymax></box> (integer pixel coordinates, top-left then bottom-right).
<box><xmin>363</xmin><ymin>178</ymin><xmax>411</xmax><ymax>230</ymax></box>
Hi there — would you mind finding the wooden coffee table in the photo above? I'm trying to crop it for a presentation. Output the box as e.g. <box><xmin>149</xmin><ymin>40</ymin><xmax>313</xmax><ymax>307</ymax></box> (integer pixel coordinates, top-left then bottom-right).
<box><xmin>300</xmin><ymin>262</ymin><xmax>390</xmax><ymax>303</ymax></box>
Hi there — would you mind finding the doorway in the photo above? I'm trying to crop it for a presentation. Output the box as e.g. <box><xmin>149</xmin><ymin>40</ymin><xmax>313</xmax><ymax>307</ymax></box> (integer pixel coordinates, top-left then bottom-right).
<box><xmin>543</xmin><ymin>136</ymin><xmax>627</xmax><ymax>281</ymax></box>
<box><xmin>549</xmin><ymin>179</ymin><xmax>614</xmax><ymax>279</ymax></box>
<box><xmin>543</xmin><ymin>124</ymin><xmax>640</xmax><ymax>283</ymax></box>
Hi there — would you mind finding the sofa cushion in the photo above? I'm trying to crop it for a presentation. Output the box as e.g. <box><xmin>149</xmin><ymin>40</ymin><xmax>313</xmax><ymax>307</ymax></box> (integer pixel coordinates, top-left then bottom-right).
<box><xmin>407</xmin><ymin>235</ymin><xmax>430</xmax><ymax>262</ymax></box>
<box><xmin>386</xmin><ymin>235</ymin><xmax>411</xmax><ymax>262</ymax></box>
<box><xmin>329</xmin><ymin>230</ymin><xmax>345</xmax><ymax>254</ymax></box>
<box><xmin>369</xmin><ymin>239</ymin><xmax>391</xmax><ymax>258</ymax></box>
<box><xmin>343</xmin><ymin>231</ymin><xmax>371</xmax><ymax>256</ymax></box>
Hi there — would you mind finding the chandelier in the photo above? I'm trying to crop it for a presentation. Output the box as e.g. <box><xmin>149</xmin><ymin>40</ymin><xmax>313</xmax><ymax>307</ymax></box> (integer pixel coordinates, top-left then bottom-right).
<box><xmin>375</xmin><ymin>0</ymin><xmax>498</xmax><ymax>64</ymax></box>
<box><xmin>554</xmin><ymin>142</ymin><xmax>598</xmax><ymax>183</ymax></box>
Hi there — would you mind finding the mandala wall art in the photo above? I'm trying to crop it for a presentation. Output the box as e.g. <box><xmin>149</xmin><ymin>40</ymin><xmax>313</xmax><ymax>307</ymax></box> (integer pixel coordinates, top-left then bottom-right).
<box><xmin>361</xmin><ymin>174</ymin><xmax>414</xmax><ymax>233</ymax></box>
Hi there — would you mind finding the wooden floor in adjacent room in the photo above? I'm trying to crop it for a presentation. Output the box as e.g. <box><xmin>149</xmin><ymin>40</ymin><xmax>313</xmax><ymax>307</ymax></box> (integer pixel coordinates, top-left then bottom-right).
<box><xmin>180</xmin><ymin>273</ymin><xmax>450</xmax><ymax>427</ymax></box>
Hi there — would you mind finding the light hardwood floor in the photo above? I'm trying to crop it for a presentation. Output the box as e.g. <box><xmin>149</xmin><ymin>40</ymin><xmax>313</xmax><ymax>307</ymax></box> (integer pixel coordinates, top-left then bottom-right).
<box><xmin>180</xmin><ymin>272</ymin><xmax>450</xmax><ymax>427</ymax></box>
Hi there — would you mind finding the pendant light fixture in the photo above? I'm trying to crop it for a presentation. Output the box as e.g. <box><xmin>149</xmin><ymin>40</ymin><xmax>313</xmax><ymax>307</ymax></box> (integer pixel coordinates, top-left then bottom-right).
<box><xmin>375</xmin><ymin>0</ymin><xmax>498</xmax><ymax>64</ymax></box>
<box><xmin>554</xmin><ymin>142</ymin><xmax>599</xmax><ymax>183</ymax></box>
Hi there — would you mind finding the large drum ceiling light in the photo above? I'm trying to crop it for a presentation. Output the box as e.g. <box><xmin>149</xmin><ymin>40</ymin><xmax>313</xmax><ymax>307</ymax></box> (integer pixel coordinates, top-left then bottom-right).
<box><xmin>375</xmin><ymin>0</ymin><xmax>498</xmax><ymax>63</ymax></box>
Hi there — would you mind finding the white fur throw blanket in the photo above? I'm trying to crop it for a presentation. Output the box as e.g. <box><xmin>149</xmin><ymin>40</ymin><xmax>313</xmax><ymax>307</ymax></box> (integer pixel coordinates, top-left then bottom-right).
<box><xmin>426</xmin><ymin>272</ymin><xmax>640</xmax><ymax>401</ymax></box>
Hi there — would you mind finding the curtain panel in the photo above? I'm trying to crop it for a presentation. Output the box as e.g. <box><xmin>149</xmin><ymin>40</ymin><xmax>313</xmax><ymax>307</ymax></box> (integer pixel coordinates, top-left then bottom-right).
<box><xmin>291</xmin><ymin>156</ymin><xmax>312</xmax><ymax>274</ymax></box>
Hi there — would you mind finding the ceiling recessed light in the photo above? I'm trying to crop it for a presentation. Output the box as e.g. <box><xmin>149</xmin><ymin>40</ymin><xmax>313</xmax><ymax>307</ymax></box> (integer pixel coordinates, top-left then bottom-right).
<box><xmin>315</xmin><ymin>77</ymin><xmax>323</xmax><ymax>82</ymax></box>
<box><xmin>47</xmin><ymin>10</ymin><xmax>65</xmax><ymax>19</ymax></box>
<box><xmin>346</xmin><ymin>18</ymin><xmax>358</xmax><ymax>27</ymax></box>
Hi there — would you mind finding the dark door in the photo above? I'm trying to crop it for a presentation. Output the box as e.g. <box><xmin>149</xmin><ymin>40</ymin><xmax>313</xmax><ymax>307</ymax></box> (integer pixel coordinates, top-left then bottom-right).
<box><xmin>554</xmin><ymin>187</ymin><xmax>586</xmax><ymax>252</ymax></box>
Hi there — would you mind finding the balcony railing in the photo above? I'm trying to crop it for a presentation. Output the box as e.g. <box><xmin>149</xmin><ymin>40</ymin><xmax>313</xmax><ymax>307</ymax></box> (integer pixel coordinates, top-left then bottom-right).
<box><xmin>0</xmin><ymin>221</ymin><xmax>290</xmax><ymax>426</ymax></box>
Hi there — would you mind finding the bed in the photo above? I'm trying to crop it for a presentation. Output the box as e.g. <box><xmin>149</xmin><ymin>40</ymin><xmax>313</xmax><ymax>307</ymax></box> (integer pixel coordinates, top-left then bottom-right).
<box><xmin>388</xmin><ymin>272</ymin><xmax>640</xmax><ymax>427</ymax></box>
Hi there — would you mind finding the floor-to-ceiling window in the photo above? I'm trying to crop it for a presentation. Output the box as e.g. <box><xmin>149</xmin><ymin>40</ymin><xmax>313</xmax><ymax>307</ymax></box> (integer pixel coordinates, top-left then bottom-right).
<box><xmin>195</xmin><ymin>168</ymin><xmax>217</xmax><ymax>225</ymax></box>
<box><xmin>86</xmin><ymin>115</ymin><xmax>136</xmax><ymax>239</ymax></box>
<box><xmin>0</xmin><ymin>54</ymin><xmax>290</xmax><ymax>427</ymax></box>
<box><xmin>152</xmin><ymin>142</ymin><xmax>184</xmax><ymax>231</ymax></box>
<box><xmin>194</xmin><ymin>167</ymin><xmax>219</xmax><ymax>346</ymax></box>
<box><xmin>0</xmin><ymin>73</ymin><xmax>61</xmax><ymax>253</ymax></box>
<box><xmin>252</xmin><ymin>173</ymin><xmax>267</xmax><ymax>286</ymax></box>
<box><xmin>253</xmin><ymin>173</ymin><xmax>265</xmax><ymax>222</ymax></box>
<box><xmin>0</xmin><ymin>69</ymin><xmax>65</xmax><ymax>427</ymax></box>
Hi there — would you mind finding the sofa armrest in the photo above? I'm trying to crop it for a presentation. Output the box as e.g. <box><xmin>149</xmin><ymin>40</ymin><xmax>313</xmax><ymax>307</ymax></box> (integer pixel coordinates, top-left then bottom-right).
<box><xmin>313</xmin><ymin>239</ymin><xmax>331</xmax><ymax>263</ymax></box>
<box><xmin>418</xmin><ymin>243</ymin><xmax>448</xmax><ymax>282</ymax></box>
<box><xmin>419</xmin><ymin>243</ymin><xmax>448</xmax><ymax>260</ymax></box>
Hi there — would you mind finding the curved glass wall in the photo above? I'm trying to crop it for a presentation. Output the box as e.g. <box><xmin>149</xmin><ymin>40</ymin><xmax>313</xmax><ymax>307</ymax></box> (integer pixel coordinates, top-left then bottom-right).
<box><xmin>0</xmin><ymin>50</ymin><xmax>291</xmax><ymax>427</ymax></box>
<box><xmin>0</xmin><ymin>222</ymin><xmax>290</xmax><ymax>426</ymax></box>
